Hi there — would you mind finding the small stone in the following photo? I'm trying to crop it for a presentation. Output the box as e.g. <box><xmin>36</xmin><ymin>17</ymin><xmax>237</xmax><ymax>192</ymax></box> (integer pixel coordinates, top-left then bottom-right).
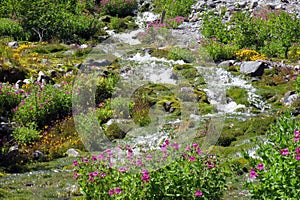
<box><xmin>79</xmin><ymin>44</ymin><xmax>88</xmax><ymax>49</ymax></box>
<box><xmin>8</xmin><ymin>41</ymin><xmax>19</xmax><ymax>48</ymax></box>
<box><xmin>66</xmin><ymin>148</ymin><xmax>79</xmax><ymax>157</ymax></box>
<box><xmin>92</xmin><ymin>59</ymin><xmax>111</xmax><ymax>67</ymax></box>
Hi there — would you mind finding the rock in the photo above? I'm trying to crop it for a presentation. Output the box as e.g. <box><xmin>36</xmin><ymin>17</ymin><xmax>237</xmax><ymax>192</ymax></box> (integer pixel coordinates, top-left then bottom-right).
<box><xmin>92</xmin><ymin>59</ymin><xmax>111</xmax><ymax>67</ymax></box>
<box><xmin>8</xmin><ymin>41</ymin><xmax>18</xmax><ymax>48</ymax></box>
<box><xmin>240</xmin><ymin>61</ymin><xmax>269</xmax><ymax>77</ymax></box>
<box><xmin>163</xmin><ymin>101</ymin><xmax>174</xmax><ymax>112</ymax></box>
<box><xmin>66</xmin><ymin>148</ymin><xmax>79</xmax><ymax>157</ymax></box>
<box><xmin>37</xmin><ymin>71</ymin><xmax>52</xmax><ymax>84</ymax></box>
<box><xmin>250</xmin><ymin>0</ymin><xmax>259</xmax><ymax>9</ymax></box>
<box><xmin>218</xmin><ymin>60</ymin><xmax>235</xmax><ymax>67</ymax></box>
<box><xmin>32</xmin><ymin>150</ymin><xmax>45</xmax><ymax>160</ymax></box>
<box><xmin>79</xmin><ymin>44</ymin><xmax>88</xmax><ymax>49</ymax></box>
<box><xmin>281</xmin><ymin>91</ymin><xmax>299</xmax><ymax>106</ymax></box>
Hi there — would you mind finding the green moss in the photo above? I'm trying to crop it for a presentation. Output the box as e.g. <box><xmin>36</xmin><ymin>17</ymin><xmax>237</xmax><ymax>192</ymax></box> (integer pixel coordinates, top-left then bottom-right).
<box><xmin>31</xmin><ymin>44</ymin><xmax>68</xmax><ymax>54</ymax></box>
<box><xmin>151</xmin><ymin>48</ymin><xmax>169</xmax><ymax>59</ymax></box>
<box><xmin>168</xmin><ymin>47</ymin><xmax>196</xmax><ymax>63</ymax></box>
<box><xmin>226</xmin><ymin>86</ymin><xmax>249</xmax><ymax>106</ymax></box>
<box><xmin>173</xmin><ymin>64</ymin><xmax>206</xmax><ymax>87</ymax></box>
<box><xmin>105</xmin><ymin>122</ymin><xmax>127</xmax><ymax>140</ymax></box>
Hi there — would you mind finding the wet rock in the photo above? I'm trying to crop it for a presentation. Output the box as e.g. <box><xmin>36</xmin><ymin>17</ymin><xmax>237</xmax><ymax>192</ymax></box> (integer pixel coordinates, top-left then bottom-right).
<box><xmin>218</xmin><ymin>60</ymin><xmax>235</xmax><ymax>67</ymax></box>
<box><xmin>66</xmin><ymin>148</ymin><xmax>79</xmax><ymax>157</ymax></box>
<box><xmin>37</xmin><ymin>71</ymin><xmax>53</xmax><ymax>84</ymax></box>
<box><xmin>240</xmin><ymin>61</ymin><xmax>269</xmax><ymax>77</ymax></box>
<box><xmin>281</xmin><ymin>91</ymin><xmax>299</xmax><ymax>106</ymax></box>
<box><xmin>92</xmin><ymin>59</ymin><xmax>111</xmax><ymax>67</ymax></box>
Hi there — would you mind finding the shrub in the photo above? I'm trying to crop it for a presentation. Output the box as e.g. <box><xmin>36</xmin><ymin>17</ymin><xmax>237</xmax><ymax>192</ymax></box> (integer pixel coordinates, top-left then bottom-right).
<box><xmin>99</xmin><ymin>0</ymin><xmax>138</xmax><ymax>17</ymax></box>
<box><xmin>13</xmin><ymin>82</ymin><xmax>72</xmax><ymax>129</ymax></box>
<box><xmin>243</xmin><ymin>113</ymin><xmax>300</xmax><ymax>199</ymax></box>
<box><xmin>74</xmin><ymin>141</ymin><xmax>228</xmax><ymax>199</ymax></box>
<box><xmin>0</xmin><ymin>18</ymin><xmax>27</xmax><ymax>40</ymax></box>
<box><xmin>13</xmin><ymin>122</ymin><xmax>40</xmax><ymax>143</ymax></box>
<box><xmin>168</xmin><ymin>46</ymin><xmax>196</xmax><ymax>63</ymax></box>
<box><xmin>198</xmin><ymin>39</ymin><xmax>239</xmax><ymax>61</ymax></box>
<box><xmin>0</xmin><ymin>84</ymin><xmax>24</xmax><ymax>117</ymax></box>
<box><xmin>153</xmin><ymin>0</ymin><xmax>196</xmax><ymax>18</ymax></box>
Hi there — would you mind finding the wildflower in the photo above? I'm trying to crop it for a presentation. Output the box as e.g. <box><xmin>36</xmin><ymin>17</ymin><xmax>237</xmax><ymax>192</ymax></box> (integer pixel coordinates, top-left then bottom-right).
<box><xmin>115</xmin><ymin>187</ymin><xmax>122</xmax><ymax>194</ymax></box>
<box><xmin>73</xmin><ymin>160</ymin><xmax>78</xmax><ymax>166</ymax></box>
<box><xmin>212</xmin><ymin>37</ymin><xmax>217</xmax><ymax>41</ymax></box>
<box><xmin>118</xmin><ymin>167</ymin><xmax>126</xmax><ymax>172</ymax></box>
<box><xmin>206</xmin><ymin>161</ymin><xmax>214</xmax><ymax>169</ymax></box>
<box><xmin>172</xmin><ymin>143</ymin><xmax>179</xmax><ymax>150</ymax></box>
<box><xmin>195</xmin><ymin>190</ymin><xmax>203</xmax><ymax>197</ymax></box>
<box><xmin>161</xmin><ymin>145</ymin><xmax>167</xmax><ymax>152</ymax></box>
<box><xmin>93</xmin><ymin>171</ymin><xmax>99</xmax><ymax>177</ymax></box>
<box><xmin>109</xmin><ymin>189</ymin><xmax>115</xmax><ymax>195</ymax></box>
<box><xmin>21</xmin><ymin>99</ymin><xmax>25</xmax><ymax>104</ymax></box>
<box><xmin>101</xmin><ymin>172</ymin><xmax>107</xmax><ymax>178</ymax></box>
<box><xmin>192</xmin><ymin>143</ymin><xmax>198</xmax><ymax>148</ymax></box>
<box><xmin>189</xmin><ymin>156</ymin><xmax>196</xmax><ymax>162</ymax></box>
<box><xmin>165</xmin><ymin>139</ymin><xmax>169</xmax><ymax>145</ymax></box>
<box><xmin>83</xmin><ymin>158</ymin><xmax>89</xmax><ymax>163</ymax></box>
<box><xmin>98</xmin><ymin>103</ymin><xmax>103</xmax><ymax>108</ymax></box>
<box><xmin>296</xmin><ymin>154</ymin><xmax>300</xmax><ymax>161</ymax></box>
<box><xmin>146</xmin><ymin>154</ymin><xmax>152</xmax><ymax>161</ymax></box>
<box><xmin>97</xmin><ymin>153</ymin><xmax>104</xmax><ymax>160</ymax></box>
<box><xmin>257</xmin><ymin>163</ymin><xmax>264</xmax><ymax>170</ymax></box>
<box><xmin>39</xmin><ymin>103</ymin><xmax>43</xmax><ymax>108</ymax></box>
<box><xmin>296</xmin><ymin>147</ymin><xmax>300</xmax><ymax>154</ymax></box>
<box><xmin>249</xmin><ymin>169</ymin><xmax>258</xmax><ymax>178</ymax></box>
<box><xmin>88</xmin><ymin>177</ymin><xmax>93</xmax><ymax>181</ymax></box>
<box><xmin>141</xmin><ymin>171</ymin><xmax>150</xmax><ymax>182</ymax></box>
<box><xmin>196</xmin><ymin>148</ymin><xmax>202</xmax><ymax>154</ymax></box>
<box><xmin>30</xmin><ymin>107</ymin><xmax>33</xmax><ymax>111</ymax></box>
<box><xmin>92</xmin><ymin>155</ymin><xmax>97</xmax><ymax>161</ymax></box>
<box><xmin>280</xmin><ymin>148</ymin><xmax>289</xmax><ymax>156</ymax></box>
<box><xmin>185</xmin><ymin>146</ymin><xmax>191</xmax><ymax>151</ymax></box>
<box><xmin>73</xmin><ymin>173</ymin><xmax>79</xmax><ymax>179</ymax></box>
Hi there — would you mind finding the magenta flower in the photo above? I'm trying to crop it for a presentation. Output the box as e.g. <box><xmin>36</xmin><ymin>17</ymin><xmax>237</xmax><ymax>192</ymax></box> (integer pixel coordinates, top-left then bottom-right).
<box><xmin>212</xmin><ymin>37</ymin><xmax>217</xmax><ymax>41</ymax></box>
<box><xmin>249</xmin><ymin>169</ymin><xmax>258</xmax><ymax>178</ymax></box>
<box><xmin>161</xmin><ymin>146</ymin><xmax>167</xmax><ymax>152</ymax></box>
<box><xmin>109</xmin><ymin>189</ymin><xmax>115</xmax><ymax>195</ymax></box>
<box><xmin>141</xmin><ymin>169</ymin><xmax>150</xmax><ymax>182</ymax></box>
<box><xmin>97</xmin><ymin>153</ymin><xmax>104</xmax><ymax>160</ymax></box>
<box><xmin>21</xmin><ymin>99</ymin><xmax>25</xmax><ymax>104</ymax></box>
<box><xmin>30</xmin><ymin>107</ymin><xmax>33</xmax><ymax>110</ymax></box>
<box><xmin>296</xmin><ymin>147</ymin><xmax>300</xmax><ymax>154</ymax></box>
<box><xmin>185</xmin><ymin>146</ymin><xmax>191</xmax><ymax>151</ymax></box>
<box><xmin>115</xmin><ymin>187</ymin><xmax>122</xmax><ymax>194</ymax></box>
<box><xmin>192</xmin><ymin>143</ymin><xmax>198</xmax><ymax>148</ymax></box>
<box><xmin>88</xmin><ymin>177</ymin><xmax>93</xmax><ymax>181</ymax></box>
<box><xmin>146</xmin><ymin>154</ymin><xmax>152</xmax><ymax>161</ymax></box>
<box><xmin>257</xmin><ymin>163</ymin><xmax>264</xmax><ymax>170</ymax></box>
<box><xmin>73</xmin><ymin>173</ymin><xmax>79</xmax><ymax>179</ymax></box>
<box><xmin>93</xmin><ymin>171</ymin><xmax>99</xmax><ymax>177</ymax></box>
<box><xmin>189</xmin><ymin>156</ymin><xmax>196</xmax><ymax>162</ymax></box>
<box><xmin>206</xmin><ymin>161</ymin><xmax>214</xmax><ymax>169</ymax></box>
<box><xmin>294</xmin><ymin>130</ymin><xmax>299</xmax><ymax>136</ymax></box>
<box><xmin>92</xmin><ymin>155</ymin><xmax>97</xmax><ymax>161</ymax></box>
<box><xmin>195</xmin><ymin>190</ymin><xmax>203</xmax><ymax>197</ymax></box>
<box><xmin>280</xmin><ymin>148</ymin><xmax>289</xmax><ymax>156</ymax></box>
<box><xmin>196</xmin><ymin>148</ymin><xmax>202</xmax><ymax>154</ymax></box>
<box><xmin>296</xmin><ymin>154</ymin><xmax>300</xmax><ymax>161</ymax></box>
<box><xmin>172</xmin><ymin>143</ymin><xmax>179</xmax><ymax>150</ymax></box>
<box><xmin>73</xmin><ymin>160</ymin><xmax>78</xmax><ymax>166</ymax></box>
<box><xmin>101</xmin><ymin>172</ymin><xmax>107</xmax><ymax>178</ymax></box>
<box><xmin>118</xmin><ymin>167</ymin><xmax>126</xmax><ymax>172</ymax></box>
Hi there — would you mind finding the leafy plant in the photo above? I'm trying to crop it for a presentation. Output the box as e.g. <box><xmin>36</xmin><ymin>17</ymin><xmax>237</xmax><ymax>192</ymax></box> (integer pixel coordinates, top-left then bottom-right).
<box><xmin>74</xmin><ymin>141</ymin><xmax>228</xmax><ymax>199</ymax></box>
<box><xmin>153</xmin><ymin>0</ymin><xmax>196</xmax><ymax>18</ymax></box>
<box><xmin>0</xmin><ymin>18</ymin><xmax>27</xmax><ymax>40</ymax></box>
<box><xmin>168</xmin><ymin>46</ymin><xmax>196</xmax><ymax>63</ymax></box>
<box><xmin>243</xmin><ymin>113</ymin><xmax>300</xmax><ymax>199</ymax></box>
<box><xmin>99</xmin><ymin>0</ymin><xmax>138</xmax><ymax>17</ymax></box>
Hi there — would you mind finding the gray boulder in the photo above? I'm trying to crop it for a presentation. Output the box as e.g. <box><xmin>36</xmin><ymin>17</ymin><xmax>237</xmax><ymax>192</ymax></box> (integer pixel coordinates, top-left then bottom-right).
<box><xmin>66</xmin><ymin>148</ymin><xmax>79</xmax><ymax>157</ymax></box>
<box><xmin>218</xmin><ymin>60</ymin><xmax>235</xmax><ymax>67</ymax></box>
<box><xmin>8</xmin><ymin>41</ymin><xmax>18</xmax><ymax>48</ymax></box>
<box><xmin>92</xmin><ymin>59</ymin><xmax>111</xmax><ymax>67</ymax></box>
<box><xmin>281</xmin><ymin>91</ymin><xmax>299</xmax><ymax>106</ymax></box>
<box><xmin>240</xmin><ymin>61</ymin><xmax>269</xmax><ymax>77</ymax></box>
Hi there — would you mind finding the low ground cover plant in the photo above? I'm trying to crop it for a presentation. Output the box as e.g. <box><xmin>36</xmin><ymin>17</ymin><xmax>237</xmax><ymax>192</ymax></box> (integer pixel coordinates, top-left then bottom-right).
<box><xmin>74</xmin><ymin>141</ymin><xmax>228</xmax><ymax>199</ymax></box>
<box><xmin>244</xmin><ymin>114</ymin><xmax>300</xmax><ymax>199</ymax></box>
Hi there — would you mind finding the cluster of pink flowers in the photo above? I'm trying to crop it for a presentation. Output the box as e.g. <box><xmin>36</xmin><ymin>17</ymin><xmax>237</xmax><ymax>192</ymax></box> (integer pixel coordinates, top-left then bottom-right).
<box><xmin>109</xmin><ymin>187</ymin><xmax>122</xmax><ymax>195</ymax></box>
<box><xmin>249</xmin><ymin>163</ymin><xmax>264</xmax><ymax>179</ymax></box>
<box><xmin>141</xmin><ymin>169</ymin><xmax>150</xmax><ymax>182</ymax></box>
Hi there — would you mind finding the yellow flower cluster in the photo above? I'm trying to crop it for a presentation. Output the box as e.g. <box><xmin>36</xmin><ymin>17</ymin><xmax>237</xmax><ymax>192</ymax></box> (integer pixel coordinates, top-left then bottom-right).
<box><xmin>236</xmin><ymin>49</ymin><xmax>266</xmax><ymax>61</ymax></box>
<box><xmin>13</xmin><ymin>44</ymin><xmax>33</xmax><ymax>54</ymax></box>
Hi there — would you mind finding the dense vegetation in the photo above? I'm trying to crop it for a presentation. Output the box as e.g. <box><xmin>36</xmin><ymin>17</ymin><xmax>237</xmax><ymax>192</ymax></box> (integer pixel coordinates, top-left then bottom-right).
<box><xmin>0</xmin><ymin>0</ymin><xmax>300</xmax><ymax>199</ymax></box>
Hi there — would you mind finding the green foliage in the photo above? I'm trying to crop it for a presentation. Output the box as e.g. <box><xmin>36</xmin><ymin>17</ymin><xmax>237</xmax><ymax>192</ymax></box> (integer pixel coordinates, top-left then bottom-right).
<box><xmin>13</xmin><ymin>83</ymin><xmax>72</xmax><ymax>129</ymax></box>
<box><xmin>95</xmin><ymin>72</ymin><xmax>119</xmax><ymax>104</ymax></box>
<box><xmin>0</xmin><ymin>84</ymin><xmax>23</xmax><ymax>117</ymax></box>
<box><xmin>168</xmin><ymin>47</ymin><xmax>196</xmax><ymax>63</ymax></box>
<box><xmin>244</xmin><ymin>113</ymin><xmax>300</xmax><ymax>199</ymax></box>
<box><xmin>105</xmin><ymin>122</ymin><xmax>126</xmax><ymax>140</ymax></box>
<box><xmin>198</xmin><ymin>39</ymin><xmax>239</xmax><ymax>62</ymax></box>
<box><xmin>31</xmin><ymin>43</ymin><xmax>68</xmax><ymax>54</ymax></box>
<box><xmin>13</xmin><ymin>122</ymin><xmax>40</xmax><ymax>143</ymax></box>
<box><xmin>200</xmin><ymin>9</ymin><xmax>300</xmax><ymax>59</ymax></box>
<box><xmin>0</xmin><ymin>18</ymin><xmax>27</xmax><ymax>40</ymax></box>
<box><xmin>99</xmin><ymin>0</ymin><xmax>138</xmax><ymax>17</ymax></box>
<box><xmin>74</xmin><ymin>142</ymin><xmax>228</xmax><ymax>199</ymax></box>
<box><xmin>153</xmin><ymin>0</ymin><xmax>196</xmax><ymax>18</ymax></box>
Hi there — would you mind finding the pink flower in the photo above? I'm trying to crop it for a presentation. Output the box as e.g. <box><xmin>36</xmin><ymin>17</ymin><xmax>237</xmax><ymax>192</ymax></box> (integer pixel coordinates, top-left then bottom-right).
<box><xmin>249</xmin><ymin>169</ymin><xmax>258</xmax><ymax>178</ymax></box>
<box><xmin>115</xmin><ymin>187</ymin><xmax>122</xmax><ymax>194</ymax></box>
<box><xmin>195</xmin><ymin>190</ymin><xmax>203</xmax><ymax>197</ymax></box>
<box><xmin>73</xmin><ymin>160</ymin><xmax>78</xmax><ymax>166</ymax></box>
<box><xmin>196</xmin><ymin>148</ymin><xmax>202</xmax><ymax>154</ymax></box>
<box><xmin>189</xmin><ymin>156</ymin><xmax>196</xmax><ymax>162</ymax></box>
<box><xmin>280</xmin><ymin>148</ymin><xmax>289</xmax><ymax>156</ymax></box>
<box><xmin>101</xmin><ymin>172</ymin><xmax>107</xmax><ymax>178</ymax></box>
<box><xmin>185</xmin><ymin>146</ymin><xmax>191</xmax><ymax>151</ymax></box>
<box><xmin>30</xmin><ymin>107</ymin><xmax>33</xmax><ymax>110</ymax></box>
<box><xmin>39</xmin><ymin>103</ymin><xmax>43</xmax><ymax>108</ymax></box>
<box><xmin>92</xmin><ymin>155</ymin><xmax>97</xmax><ymax>161</ymax></box>
<box><xmin>88</xmin><ymin>177</ymin><xmax>93</xmax><ymax>181</ymax></box>
<box><xmin>296</xmin><ymin>154</ymin><xmax>300</xmax><ymax>161</ymax></box>
<box><xmin>295</xmin><ymin>136</ymin><xmax>299</xmax><ymax>142</ymax></box>
<box><xmin>146</xmin><ymin>154</ymin><xmax>152</xmax><ymax>161</ymax></box>
<box><xmin>296</xmin><ymin>147</ymin><xmax>300</xmax><ymax>154</ymax></box>
<box><xmin>257</xmin><ymin>163</ymin><xmax>264</xmax><ymax>170</ymax></box>
<box><xmin>212</xmin><ymin>37</ymin><xmax>217</xmax><ymax>41</ymax></box>
<box><xmin>109</xmin><ymin>189</ymin><xmax>115</xmax><ymax>195</ymax></box>
<box><xmin>294</xmin><ymin>130</ymin><xmax>299</xmax><ymax>136</ymax></box>
<box><xmin>192</xmin><ymin>143</ymin><xmax>198</xmax><ymax>148</ymax></box>
<box><xmin>73</xmin><ymin>173</ymin><xmax>79</xmax><ymax>179</ymax></box>
<box><xmin>93</xmin><ymin>171</ymin><xmax>99</xmax><ymax>177</ymax></box>
<box><xmin>118</xmin><ymin>167</ymin><xmax>126</xmax><ymax>172</ymax></box>
<box><xmin>21</xmin><ymin>100</ymin><xmax>25</xmax><ymax>104</ymax></box>
<box><xmin>172</xmin><ymin>143</ymin><xmax>179</xmax><ymax>150</ymax></box>
<box><xmin>161</xmin><ymin>146</ymin><xmax>167</xmax><ymax>152</ymax></box>
<box><xmin>165</xmin><ymin>139</ymin><xmax>169</xmax><ymax>145</ymax></box>
<box><xmin>206</xmin><ymin>161</ymin><xmax>214</xmax><ymax>169</ymax></box>
<box><xmin>98</xmin><ymin>103</ymin><xmax>103</xmax><ymax>108</ymax></box>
